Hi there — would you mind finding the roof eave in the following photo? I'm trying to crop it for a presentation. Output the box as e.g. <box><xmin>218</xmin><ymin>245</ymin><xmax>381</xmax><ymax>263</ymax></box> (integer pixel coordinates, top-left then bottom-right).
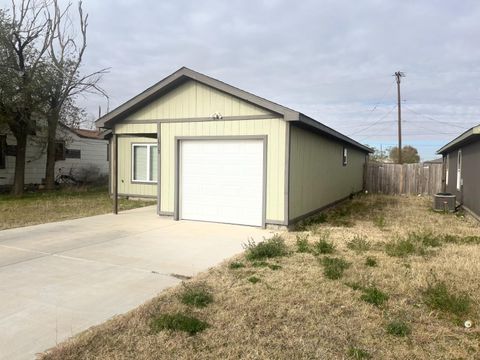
<box><xmin>96</xmin><ymin>67</ymin><xmax>299</xmax><ymax>128</ymax></box>
<box><xmin>437</xmin><ymin>125</ymin><xmax>480</xmax><ymax>154</ymax></box>
<box><xmin>296</xmin><ymin>114</ymin><xmax>373</xmax><ymax>153</ymax></box>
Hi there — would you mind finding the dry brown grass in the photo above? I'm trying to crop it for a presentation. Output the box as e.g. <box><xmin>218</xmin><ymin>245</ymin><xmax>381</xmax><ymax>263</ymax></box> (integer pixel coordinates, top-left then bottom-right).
<box><xmin>40</xmin><ymin>195</ymin><xmax>480</xmax><ymax>360</ymax></box>
<box><xmin>0</xmin><ymin>186</ymin><xmax>155</xmax><ymax>230</ymax></box>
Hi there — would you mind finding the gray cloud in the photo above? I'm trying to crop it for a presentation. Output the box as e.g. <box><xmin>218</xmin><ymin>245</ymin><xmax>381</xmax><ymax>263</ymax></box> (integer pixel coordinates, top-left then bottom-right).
<box><xmin>2</xmin><ymin>0</ymin><xmax>479</xmax><ymax>159</ymax></box>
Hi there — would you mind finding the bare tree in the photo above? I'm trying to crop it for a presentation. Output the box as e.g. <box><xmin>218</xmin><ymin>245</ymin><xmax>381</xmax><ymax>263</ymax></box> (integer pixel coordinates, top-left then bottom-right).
<box><xmin>43</xmin><ymin>0</ymin><xmax>108</xmax><ymax>190</ymax></box>
<box><xmin>0</xmin><ymin>0</ymin><xmax>52</xmax><ymax>195</ymax></box>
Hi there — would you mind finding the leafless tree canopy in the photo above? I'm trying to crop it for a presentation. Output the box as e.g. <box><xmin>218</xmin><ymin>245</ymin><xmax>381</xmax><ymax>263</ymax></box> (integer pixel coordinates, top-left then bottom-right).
<box><xmin>0</xmin><ymin>0</ymin><xmax>109</xmax><ymax>194</ymax></box>
<box><xmin>48</xmin><ymin>0</ymin><xmax>108</xmax><ymax>106</ymax></box>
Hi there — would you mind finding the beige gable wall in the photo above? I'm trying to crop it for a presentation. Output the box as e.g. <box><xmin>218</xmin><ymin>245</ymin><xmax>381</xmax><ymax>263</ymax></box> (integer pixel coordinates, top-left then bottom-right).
<box><xmin>160</xmin><ymin>118</ymin><xmax>286</xmax><ymax>222</ymax></box>
<box><xmin>115</xmin><ymin>123</ymin><xmax>157</xmax><ymax>134</ymax></box>
<box><xmin>289</xmin><ymin>125</ymin><xmax>366</xmax><ymax>221</ymax></box>
<box><xmin>112</xmin><ymin>80</ymin><xmax>287</xmax><ymax>222</ymax></box>
<box><xmin>116</xmin><ymin>136</ymin><xmax>157</xmax><ymax>197</ymax></box>
<box><xmin>124</xmin><ymin>80</ymin><xmax>272</xmax><ymax>121</ymax></box>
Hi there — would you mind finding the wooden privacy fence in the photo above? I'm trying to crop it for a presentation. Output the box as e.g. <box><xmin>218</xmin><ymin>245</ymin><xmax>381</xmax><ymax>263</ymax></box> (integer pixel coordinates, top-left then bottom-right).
<box><xmin>365</xmin><ymin>162</ymin><xmax>443</xmax><ymax>195</ymax></box>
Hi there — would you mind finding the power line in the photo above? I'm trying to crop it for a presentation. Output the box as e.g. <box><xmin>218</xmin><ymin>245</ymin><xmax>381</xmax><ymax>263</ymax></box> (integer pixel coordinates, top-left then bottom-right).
<box><xmin>358</xmin><ymin>133</ymin><xmax>462</xmax><ymax>137</ymax></box>
<box><xmin>363</xmin><ymin>79</ymin><xmax>396</xmax><ymax>115</ymax></box>
<box><xmin>403</xmin><ymin>106</ymin><xmax>472</xmax><ymax>129</ymax></box>
<box><xmin>402</xmin><ymin>121</ymin><xmax>463</xmax><ymax>136</ymax></box>
<box><xmin>348</xmin><ymin>105</ymin><xmax>397</xmax><ymax>137</ymax></box>
<box><xmin>366</xmin><ymin>141</ymin><xmax>447</xmax><ymax>144</ymax></box>
<box><xmin>357</xmin><ymin>121</ymin><xmax>397</xmax><ymax>142</ymax></box>
<box><xmin>335</xmin><ymin>120</ymin><xmax>394</xmax><ymax>130</ymax></box>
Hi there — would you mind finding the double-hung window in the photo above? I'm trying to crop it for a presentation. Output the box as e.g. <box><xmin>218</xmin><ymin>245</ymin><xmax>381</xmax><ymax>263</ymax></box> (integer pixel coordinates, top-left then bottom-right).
<box><xmin>132</xmin><ymin>144</ymin><xmax>158</xmax><ymax>182</ymax></box>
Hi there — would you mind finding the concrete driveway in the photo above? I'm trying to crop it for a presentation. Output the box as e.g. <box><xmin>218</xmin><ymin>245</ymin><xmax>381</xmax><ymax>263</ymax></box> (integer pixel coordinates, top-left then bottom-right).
<box><xmin>0</xmin><ymin>206</ymin><xmax>271</xmax><ymax>360</ymax></box>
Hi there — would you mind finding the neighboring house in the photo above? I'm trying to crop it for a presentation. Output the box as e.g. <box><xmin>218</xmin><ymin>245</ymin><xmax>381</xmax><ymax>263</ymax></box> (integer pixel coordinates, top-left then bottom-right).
<box><xmin>97</xmin><ymin>67</ymin><xmax>372</xmax><ymax>228</ymax></box>
<box><xmin>437</xmin><ymin>124</ymin><xmax>480</xmax><ymax>220</ymax></box>
<box><xmin>0</xmin><ymin>124</ymin><xmax>109</xmax><ymax>187</ymax></box>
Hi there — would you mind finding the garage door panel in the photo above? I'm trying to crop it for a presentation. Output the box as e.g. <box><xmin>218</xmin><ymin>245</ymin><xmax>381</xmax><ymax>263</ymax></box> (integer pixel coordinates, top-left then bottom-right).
<box><xmin>180</xmin><ymin>139</ymin><xmax>264</xmax><ymax>226</ymax></box>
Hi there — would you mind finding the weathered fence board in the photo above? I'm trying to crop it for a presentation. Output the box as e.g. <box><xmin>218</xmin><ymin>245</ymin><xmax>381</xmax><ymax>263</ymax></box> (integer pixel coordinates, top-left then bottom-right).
<box><xmin>366</xmin><ymin>162</ymin><xmax>443</xmax><ymax>195</ymax></box>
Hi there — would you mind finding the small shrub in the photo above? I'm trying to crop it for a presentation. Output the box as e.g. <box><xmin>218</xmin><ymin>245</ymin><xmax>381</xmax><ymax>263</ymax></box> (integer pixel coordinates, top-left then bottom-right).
<box><xmin>151</xmin><ymin>313</ymin><xmax>209</xmax><ymax>335</ymax></box>
<box><xmin>385</xmin><ymin>238</ymin><xmax>417</xmax><ymax>257</ymax></box>
<box><xmin>244</xmin><ymin>235</ymin><xmax>288</xmax><ymax>261</ymax></box>
<box><xmin>229</xmin><ymin>261</ymin><xmax>245</xmax><ymax>269</ymax></box>
<box><xmin>347</xmin><ymin>235</ymin><xmax>371</xmax><ymax>252</ymax></box>
<box><xmin>296</xmin><ymin>233</ymin><xmax>311</xmax><ymax>253</ymax></box>
<box><xmin>365</xmin><ymin>256</ymin><xmax>378</xmax><ymax>267</ymax></box>
<box><xmin>179</xmin><ymin>283</ymin><xmax>213</xmax><ymax>308</ymax></box>
<box><xmin>442</xmin><ymin>234</ymin><xmax>458</xmax><ymax>244</ymax></box>
<box><xmin>459</xmin><ymin>235</ymin><xmax>480</xmax><ymax>244</ymax></box>
<box><xmin>443</xmin><ymin>234</ymin><xmax>480</xmax><ymax>245</ymax></box>
<box><xmin>314</xmin><ymin>239</ymin><xmax>336</xmax><ymax>254</ymax></box>
<box><xmin>247</xmin><ymin>276</ymin><xmax>261</xmax><ymax>284</ymax></box>
<box><xmin>423</xmin><ymin>281</ymin><xmax>471</xmax><ymax>317</ymax></box>
<box><xmin>321</xmin><ymin>257</ymin><xmax>350</xmax><ymax>280</ymax></box>
<box><xmin>360</xmin><ymin>286</ymin><xmax>389</xmax><ymax>307</ymax></box>
<box><xmin>410</xmin><ymin>232</ymin><xmax>442</xmax><ymax>248</ymax></box>
<box><xmin>348</xmin><ymin>347</ymin><xmax>372</xmax><ymax>359</ymax></box>
<box><xmin>385</xmin><ymin>232</ymin><xmax>448</xmax><ymax>257</ymax></box>
<box><xmin>312</xmin><ymin>231</ymin><xmax>335</xmax><ymax>254</ymax></box>
<box><xmin>386</xmin><ymin>320</ymin><xmax>411</xmax><ymax>337</ymax></box>
<box><xmin>373</xmin><ymin>215</ymin><xmax>386</xmax><ymax>229</ymax></box>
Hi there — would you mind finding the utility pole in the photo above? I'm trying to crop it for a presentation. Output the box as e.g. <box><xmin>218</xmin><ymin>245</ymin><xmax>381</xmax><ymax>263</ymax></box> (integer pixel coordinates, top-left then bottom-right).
<box><xmin>394</xmin><ymin>71</ymin><xmax>405</xmax><ymax>164</ymax></box>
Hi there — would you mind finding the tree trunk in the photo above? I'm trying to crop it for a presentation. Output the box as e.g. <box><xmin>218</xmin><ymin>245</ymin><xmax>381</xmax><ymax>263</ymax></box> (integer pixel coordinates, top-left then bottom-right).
<box><xmin>12</xmin><ymin>130</ymin><xmax>28</xmax><ymax>196</ymax></box>
<box><xmin>45</xmin><ymin>113</ymin><xmax>59</xmax><ymax>190</ymax></box>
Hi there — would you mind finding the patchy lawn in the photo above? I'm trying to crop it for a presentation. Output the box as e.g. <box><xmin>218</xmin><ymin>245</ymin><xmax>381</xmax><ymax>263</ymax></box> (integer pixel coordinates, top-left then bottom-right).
<box><xmin>40</xmin><ymin>194</ymin><xmax>480</xmax><ymax>360</ymax></box>
<box><xmin>0</xmin><ymin>186</ymin><xmax>156</xmax><ymax>230</ymax></box>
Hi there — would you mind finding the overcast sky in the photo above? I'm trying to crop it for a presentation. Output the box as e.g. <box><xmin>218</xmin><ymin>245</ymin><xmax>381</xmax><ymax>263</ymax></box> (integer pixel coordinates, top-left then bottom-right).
<box><xmin>3</xmin><ymin>0</ymin><xmax>480</xmax><ymax>160</ymax></box>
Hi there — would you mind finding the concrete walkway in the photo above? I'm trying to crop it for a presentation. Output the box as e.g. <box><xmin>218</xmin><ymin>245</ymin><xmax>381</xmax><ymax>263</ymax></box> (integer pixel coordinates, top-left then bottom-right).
<box><xmin>0</xmin><ymin>206</ymin><xmax>271</xmax><ymax>360</ymax></box>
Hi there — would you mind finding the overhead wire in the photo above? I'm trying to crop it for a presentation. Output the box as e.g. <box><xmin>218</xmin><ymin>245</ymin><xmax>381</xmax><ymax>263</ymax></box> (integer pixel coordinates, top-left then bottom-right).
<box><xmin>347</xmin><ymin>104</ymin><xmax>397</xmax><ymax>137</ymax></box>
<box><xmin>403</xmin><ymin>106</ymin><xmax>472</xmax><ymax>129</ymax></box>
<box><xmin>343</xmin><ymin>80</ymin><xmax>397</xmax><ymax>137</ymax></box>
<box><xmin>402</xmin><ymin>120</ymin><xmax>463</xmax><ymax>136</ymax></box>
<box><xmin>363</xmin><ymin>79</ymin><xmax>396</xmax><ymax>114</ymax></box>
<box><xmin>358</xmin><ymin>121</ymin><xmax>394</xmax><ymax>142</ymax></box>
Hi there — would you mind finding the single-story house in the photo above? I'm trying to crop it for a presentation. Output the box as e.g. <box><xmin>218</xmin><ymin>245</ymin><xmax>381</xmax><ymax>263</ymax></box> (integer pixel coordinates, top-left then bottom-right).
<box><xmin>437</xmin><ymin>123</ymin><xmax>480</xmax><ymax>220</ymax></box>
<box><xmin>0</xmin><ymin>124</ymin><xmax>109</xmax><ymax>188</ymax></box>
<box><xmin>97</xmin><ymin>67</ymin><xmax>372</xmax><ymax>228</ymax></box>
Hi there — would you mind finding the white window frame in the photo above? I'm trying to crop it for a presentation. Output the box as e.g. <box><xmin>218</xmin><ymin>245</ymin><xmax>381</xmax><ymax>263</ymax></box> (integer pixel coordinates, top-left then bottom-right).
<box><xmin>342</xmin><ymin>147</ymin><xmax>348</xmax><ymax>166</ymax></box>
<box><xmin>456</xmin><ymin>150</ymin><xmax>462</xmax><ymax>191</ymax></box>
<box><xmin>131</xmin><ymin>143</ymin><xmax>158</xmax><ymax>183</ymax></box>
<box><xmin>445</xmin><ymin>154</ymin><xmax>449</xmax><ymax>186</ymax></box>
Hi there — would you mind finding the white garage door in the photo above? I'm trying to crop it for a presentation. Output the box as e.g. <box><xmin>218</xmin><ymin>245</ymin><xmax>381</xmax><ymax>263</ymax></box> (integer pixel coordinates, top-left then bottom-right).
<box><xmin>179</xmin><ymin>139</ymin><xmax>264</xmax><ymax>226</ymax></box>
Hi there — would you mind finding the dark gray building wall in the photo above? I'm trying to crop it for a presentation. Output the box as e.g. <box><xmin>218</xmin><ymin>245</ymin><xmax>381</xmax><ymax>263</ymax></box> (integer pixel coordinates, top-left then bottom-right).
<box><xmin>462</xmin><ymin>140</ymin><xmax>480</xmax><ymax>217</ymax></box>
<box><xmin>445</xmin><ymin>149</ymin><xmax>459</xmax><ymax>197</ymax></box>
<box><xmin>445</xmin><ymin>140</ymin><xmax>480</xmax><ymax>218</ymax></box>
